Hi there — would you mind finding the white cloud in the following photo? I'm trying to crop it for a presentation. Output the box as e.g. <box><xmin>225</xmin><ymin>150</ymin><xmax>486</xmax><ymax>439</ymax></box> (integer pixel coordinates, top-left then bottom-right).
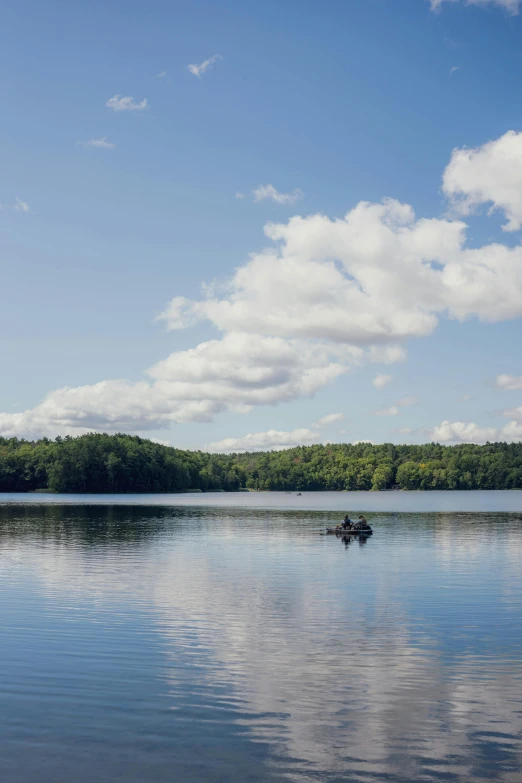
<box><xmin>430</xmin><ymin>0</ymin><xmax>521</xmax><ymax>12</ymax></box>
<box><xmin>372</xmin><ymin>373</ymin><xmax>392</xmax><ymax>389</ymax></box>
<box><xmin>313</xmin><ymin>413</ymin><xmax>344</xmax><ymax>428</ymax></box>
<box><xmin>149</xmin><ymin>437</ymin><xmax>171</xmax><ymax>446</ymax></box>
<box><xmin>235</xmin><ymin>192</ymin><xmax>246</xmax><ymax>199</ymax></box>
<box><xmin>5</xmin><ymin>128</ymin><xmax>522</xmax><ymax>440</ymax></box>
<box><xmin>252</xmin><ymin>184</ymin><xmax>304</xmax><ymax>205</ymax></box>
<box><xmin>430</xmin><ymin>420</ymin><xmax>499</xmax><ymax>443</ymax></box>
<box><xmin>14</xmin><ymin>198</ymin><xmax>30</xmax><ymax>213</ymax></box>
<box><xmin>161</xmin><ymin>189</ymin><xmax>522</xmax><ymax>345</ymax></box>
<box><xmin>496</xmin><ymin>374</ymin><xmax>522</xmax><ymax>390</ymax></box>
<box><xmin>187</xmin><ymin>55</ymin><xmax>222</xmax><ymax>78</ymax></box>
<box><xmin>0</xmin><ymin>334</ymin><xmax>351</xmax><ymax>439</ymax></box>
<box><xmin>449</xmin><ymin>65</ymin><xmax>460</xmax><ymax>76</ymax></box>
<box><xmin>206</xmin><ymin>427</ymin><xmax>321</xmax><ymax>453</ymax></box>
<box><xmin>500</xmin><ymin>420</ymin><xmax>522</xmax><ymax>439</ymax></box>
<box><xmin>430</xmin><ymin>417</ymin><xmax>522</xmax><ymax>443</ymax></box>
<box><xmin>156</xmin><ymin>71</ymin><xmax>167</xmax><ymax>78</ymax></box>
<box><xmin>443</xmin><ymin>131</ymin><xmax>522</xmax><ymax>231</ymax></box>
<box><xmin>430</xmin><ymin>393</ymin><xmax>522</xmax><ymax>442</ymax></box>
<box><xmin>105</xmin><ymin>95</ymin><xmax>148</xmax><ymax>112</ymax></box>
<box><xmin>79</xmin><ymin>137</ymin><xmax>115</xmax><ymax>150</ymax></box>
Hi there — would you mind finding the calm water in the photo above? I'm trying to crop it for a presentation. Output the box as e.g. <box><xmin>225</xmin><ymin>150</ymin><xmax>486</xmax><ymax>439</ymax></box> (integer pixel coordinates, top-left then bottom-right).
<box><xmin>3</xmin><ymin>488</ymin><xmax>522</xmax><ymax>511</ymax></box>
<box><xmin>1</xmin><ymin>495</ymin><xmax>522</xmax><ymax>782</ymax></box>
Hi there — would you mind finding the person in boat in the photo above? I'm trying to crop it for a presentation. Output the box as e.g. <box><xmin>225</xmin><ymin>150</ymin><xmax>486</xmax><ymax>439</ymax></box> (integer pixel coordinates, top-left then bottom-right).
<box><xmin>357</xmin><ymin>515</ymin><xmax>369</xmax><ymax>529</ymax></box>
<box><xmin>342</xmin><ymin>514</ymin><xmax>353</xmax><ymax>530</ymax></box>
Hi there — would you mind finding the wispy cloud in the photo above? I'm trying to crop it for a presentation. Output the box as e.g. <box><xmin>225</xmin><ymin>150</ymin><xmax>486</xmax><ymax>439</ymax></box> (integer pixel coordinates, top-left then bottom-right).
<box><xmin>375</xmin><ymin>405</ymin><xmax>400</xmax><ymax>417</ymax></box>
<box><xmin>431</xmin><ymin>0</ymin><xmax>520</xmax><ymax>13</ymax></box>
<box><xmin>372</xmin><ymin>373</ymin><xmax>392</xmax><ymax>389</ymax></box>
<box><xmin>187</xmin><ymin>54</ymin><xmax>222</xmax><ymax>78</ymax></box>
<box><xmin>313</xmin><ymin>413</ymin><xmax>344</xmax><ymax>428</ymax></box>
<box><xmin>252</xmin><ymin>184</ymin><xmax>304</xmax><ymax>205</ymax></box>
<box><xmin>156</xmin><ymin>71</ymin><xmax>167</xmax><ymax>79</ymax></box>
<box><xmin>496</xmin><ymin>374</ymin><xmax>522</xmax><ymax>390</ymax></box>
<box><xmin>398</xmin><ymin>396</ymin><xmax>417</xmax><ymax>407</ymax></box>
<box><xmin>106</xmin><ymin>95</ymin><xmax>148</xmax><ymax>112</ymax></box>
<box><xmin>449</xmin><ymin>65</ymin><xmax>460</xmax><ymax>77</ymax></box>
<box><xmin>235</xmin><ymin>192</ymin><xmax>246</xmax><ymax>199</ymax></box>
<box><xmin>78</xmin><ymin>137</ymin><xmax>115</xmax><ymax>150</ymax></box>
<box><xmin>14</xmin><ymin>198</ymin><xmax>30</xmax><ymax>213</ymax></box>
<box><xmin>374</xmin><ymin>396</ymin><xmax>417</xmax><ymax>417</ymax></box>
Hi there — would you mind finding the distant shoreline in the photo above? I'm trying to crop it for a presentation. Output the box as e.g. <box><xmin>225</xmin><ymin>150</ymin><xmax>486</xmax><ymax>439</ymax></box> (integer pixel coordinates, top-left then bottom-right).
<box><xmin>2</xmin><ymin>433</ymin><xmax>522</xmax><ymax>494</ymax></box>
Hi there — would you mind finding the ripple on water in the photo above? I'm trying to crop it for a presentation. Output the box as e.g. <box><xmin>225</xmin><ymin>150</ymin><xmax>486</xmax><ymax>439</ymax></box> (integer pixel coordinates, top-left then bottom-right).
<box><xmin>0</xmin><ymin>504</ymin><xmax>522</xmax><ymax>782</ymax></box>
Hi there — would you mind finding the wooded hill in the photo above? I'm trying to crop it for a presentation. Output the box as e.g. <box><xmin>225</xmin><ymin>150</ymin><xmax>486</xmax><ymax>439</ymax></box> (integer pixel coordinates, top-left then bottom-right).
<box><xmin>1</xmin><ymin>433</ymin><xmax>522</xmax><ymax>493</ymax></box>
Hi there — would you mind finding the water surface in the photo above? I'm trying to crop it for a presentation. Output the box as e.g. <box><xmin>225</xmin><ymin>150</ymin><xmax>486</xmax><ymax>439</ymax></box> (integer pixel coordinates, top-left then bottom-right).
<box><xmin>2</xmin><ymin>488</ymin><xmax>522</xmax><ymax>511</ymax></box>
<box><xmin>1</xmin><ymin>500</ymin><xmax>522</xmax><ymax>782</ymax></box>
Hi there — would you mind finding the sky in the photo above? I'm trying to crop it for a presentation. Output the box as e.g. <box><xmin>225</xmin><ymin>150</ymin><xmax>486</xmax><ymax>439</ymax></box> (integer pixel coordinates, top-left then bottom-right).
<box><xmin>2</xmin><ymin>0</ymin><xmax>522</xmax><ymax>451</ymax></box>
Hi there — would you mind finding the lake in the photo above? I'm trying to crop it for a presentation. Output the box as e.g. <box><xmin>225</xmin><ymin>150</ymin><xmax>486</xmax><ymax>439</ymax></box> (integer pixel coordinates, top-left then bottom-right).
<box><xmin>1</xmin><ymin>492</ymin><xmax>522</xmax><ymax>782</ymax></box>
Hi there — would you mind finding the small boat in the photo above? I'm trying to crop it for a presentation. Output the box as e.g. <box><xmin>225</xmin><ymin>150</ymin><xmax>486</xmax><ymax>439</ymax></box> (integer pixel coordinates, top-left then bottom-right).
<box><xmin>326</xmin><ymin>527</ymin><xmax>373</xmax><ymax>536</ymax></box>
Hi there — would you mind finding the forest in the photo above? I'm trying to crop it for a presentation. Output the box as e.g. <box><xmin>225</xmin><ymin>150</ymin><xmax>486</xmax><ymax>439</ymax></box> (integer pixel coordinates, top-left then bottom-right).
<box><xmin>1</xmin><ymin>433</ymin><xmax>522</xmax><ymax>493</ymax></box>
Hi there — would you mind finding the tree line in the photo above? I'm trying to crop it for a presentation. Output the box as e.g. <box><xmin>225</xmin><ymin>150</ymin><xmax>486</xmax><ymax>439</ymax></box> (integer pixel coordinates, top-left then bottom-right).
<box><xmin>1</xmin><ymin>433</ymin><xmax>522</xmax><ymax>493</ymax></box>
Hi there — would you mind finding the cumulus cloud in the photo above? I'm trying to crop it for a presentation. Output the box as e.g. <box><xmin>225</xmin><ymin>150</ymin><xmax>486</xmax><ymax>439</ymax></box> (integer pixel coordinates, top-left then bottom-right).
<box><xmin>187</xmin><ymin>55</ymin><xmax>222</xmax><ymax>78</ymax></box>
<box><xmin>5</xmin><ymin>128</ymin><xmax>522</xmax><ymax>440</ymax></box>
<box><xmin>500</xmin><ymin>419</ymin><xmax>522</xmax><ymax>439</ymax></box>
<box><xmin>206</xmin><ymin>428</ymin><xmax>321</xmax><ymax>453</ymax></box>
<box><xmin>0</xmin><ymin>334</ymin><xmax>352</xmax><ymax>439</ymax></box>
<box><xmin>372</xmin><ymin>373</ymin><xmax>392</xmax><ymax>389</ymax></box>
<box><xmin>313</xmin><ymin>413</ymin><xmax>344</xmax><ymax>428</ymax></box>
<box><xmin>252</xmin><ymin>185</ymin><xmax>304</xmax><ymax>205</ymax></box>
<box><xmin>161</xmin><ymin>193</ymin><xmax>522</xmax><ymax>344</ymax></box>
<box><xmin>496</xmin><ymin>374</ymin><xmax>522</xmax><ymax>390</ymax></box>
<box><xmin>443</xmin><ymin>131</ymin><xmax>522</xmax><ymax>231</ymax></box>
<box><xmin>430</xmin><ymin>415</ymin><xmax>522</xmax><ymax>443</ymax></box>
<box><xmin>105</xmin><ymin>95</ymin><xmax>148</xmax><ymax>112</ymax></box>
<box><xmin>79</xmin><ymin>137</ymin><xmax>115</xmax><ymax>149</ymax></box>
<box><xmin>430</xmin><ymin>420</ymin><xmax>500</xmax><ymax>443</ymax></box>
<box><xmin>430</xmin><ymin>0</ymin><xmax>521</xmax><ymax>12</ymax></box>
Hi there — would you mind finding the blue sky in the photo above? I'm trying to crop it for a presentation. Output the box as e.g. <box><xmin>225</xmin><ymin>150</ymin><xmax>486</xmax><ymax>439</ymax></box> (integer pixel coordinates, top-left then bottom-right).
<box><xmin>2</xmin><ymin>0</ymin><xmax>522</xmax><ymax>450</ymax></box>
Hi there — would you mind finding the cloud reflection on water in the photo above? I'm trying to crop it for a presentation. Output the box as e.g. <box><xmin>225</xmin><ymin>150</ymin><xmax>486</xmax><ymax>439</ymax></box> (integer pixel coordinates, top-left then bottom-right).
<box><xmin>1</xmin><ymin>507</ymin><xmax>522</xmax><ymax>782</ymax></box>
